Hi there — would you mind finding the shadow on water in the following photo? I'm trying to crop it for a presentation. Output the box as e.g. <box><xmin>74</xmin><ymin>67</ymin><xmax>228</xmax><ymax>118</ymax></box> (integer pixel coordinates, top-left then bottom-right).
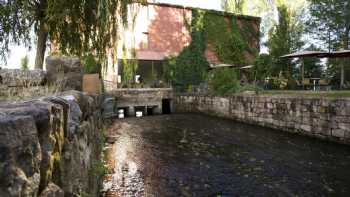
<box><xmin>103</xmin><ymin>113</ymin><xmax>350</xmax><ymax>197</ymax></box>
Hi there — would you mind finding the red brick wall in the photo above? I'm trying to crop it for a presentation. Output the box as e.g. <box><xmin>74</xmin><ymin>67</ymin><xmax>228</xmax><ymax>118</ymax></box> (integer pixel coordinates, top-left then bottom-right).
<box><xmin>137</xmin><ymin>5</ymin><xmax>192</xmax><ymax>59</ymax></box>
<box><xmin>135</xmin><ymin>4</ymin><xmax>260</xmax><ymax>65</ymax></box>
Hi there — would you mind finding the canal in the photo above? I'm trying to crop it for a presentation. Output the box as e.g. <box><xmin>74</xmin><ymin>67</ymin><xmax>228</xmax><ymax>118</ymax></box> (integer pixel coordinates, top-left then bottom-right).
<box><xmin>102</xmin><ymin>114</ymin><xmax>350</xmax><ymax>197</ymax></box>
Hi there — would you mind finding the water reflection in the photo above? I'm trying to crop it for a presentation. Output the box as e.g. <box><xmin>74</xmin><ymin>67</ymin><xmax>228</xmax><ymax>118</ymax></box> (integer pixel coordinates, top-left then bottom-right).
<box><xmin>103</xmin><ymin>114</ymin><xmax>350</xmax><ymax>197</ymax></box>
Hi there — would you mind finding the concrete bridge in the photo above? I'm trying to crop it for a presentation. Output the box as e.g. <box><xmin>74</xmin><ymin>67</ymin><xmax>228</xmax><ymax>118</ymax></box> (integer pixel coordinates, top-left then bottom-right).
<box><xmin>106</xmin><ymin>88</ymin><xmax>173</xmax><ymax>117</ymax></box>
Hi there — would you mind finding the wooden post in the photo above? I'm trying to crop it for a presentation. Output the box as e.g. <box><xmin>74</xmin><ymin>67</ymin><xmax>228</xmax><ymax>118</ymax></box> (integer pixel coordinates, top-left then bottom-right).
<box><xmin>340</xmin><ymin>63</ymin><xmax>344</xmax><ymax>89</ymax></box>
<box><xmin>301</xmin><ymin>58</ymin><xmax>305</xmax><ymax>90</ymax></box>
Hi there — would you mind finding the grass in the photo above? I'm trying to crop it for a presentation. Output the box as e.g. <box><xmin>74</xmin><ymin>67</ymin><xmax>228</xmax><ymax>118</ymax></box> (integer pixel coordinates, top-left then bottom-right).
<box><xmin>260</xmin><ymin>90</ymin><xmax>350</xmax><ymax>98</ymax></box>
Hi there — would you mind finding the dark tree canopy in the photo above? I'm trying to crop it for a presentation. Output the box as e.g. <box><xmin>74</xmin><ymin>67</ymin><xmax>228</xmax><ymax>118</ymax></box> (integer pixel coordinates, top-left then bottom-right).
<box><xmin>307</xmin><ymin>0</ymin><xmax>350</xmax><ymax>50</ymax></box>
<box><xmin>0</xmin><ymin>0</ymin><xmax>130</xmax><ymax>69</ymax></box>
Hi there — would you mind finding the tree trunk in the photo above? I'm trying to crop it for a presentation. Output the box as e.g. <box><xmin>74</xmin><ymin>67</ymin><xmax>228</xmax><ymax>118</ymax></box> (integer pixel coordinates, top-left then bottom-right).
<box><xmin>340</xmin><ymin>27</ymin><xmax>349</xmax><ymax>89</ymax></box>
<box><xmin>34</xmin><ymin>21</ymin><xmax>48</xmax><ymax>70</ymax></box>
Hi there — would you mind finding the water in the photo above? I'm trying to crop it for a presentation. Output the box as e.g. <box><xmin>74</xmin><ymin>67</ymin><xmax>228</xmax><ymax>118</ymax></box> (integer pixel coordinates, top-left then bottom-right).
<box><xmin>102</xmin><ymin>113</ymin><xmax>350</xmax><ymax>197</ymax></box>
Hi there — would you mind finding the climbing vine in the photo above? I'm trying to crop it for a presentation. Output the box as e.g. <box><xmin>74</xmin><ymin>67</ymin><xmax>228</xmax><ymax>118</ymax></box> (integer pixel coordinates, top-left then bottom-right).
<box><xmin>164</xmin><ymin>10</ymin><xmax>209</xmax><ymax>92</ymax></box>
<box><xmin>122</xmin><ymin>46</ymin><xmax>138</xmax><ymax>87</ymax></box>
<box><xmin>204</xmin><ymin>13</ymin><xmax>259</xmax><ymax>65</ymax></box>
<box><xmin>164</xmin><ymin>9</ymin><xmax>259</xmax><ymax>92</ymax></box>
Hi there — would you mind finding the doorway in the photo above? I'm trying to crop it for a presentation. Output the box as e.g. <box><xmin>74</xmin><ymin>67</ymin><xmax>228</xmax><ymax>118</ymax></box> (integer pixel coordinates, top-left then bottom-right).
<box><xmin>162</xmin><ymin>99</ymin><xmax>171</xmax><ymax>114</ymax></box>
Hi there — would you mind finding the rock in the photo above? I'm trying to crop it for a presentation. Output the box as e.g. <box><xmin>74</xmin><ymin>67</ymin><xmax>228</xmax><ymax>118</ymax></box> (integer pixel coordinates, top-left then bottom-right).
<box><xmin>45</xmin><ymin>56</ymin><xmax>83</xmax><ymax>91</ymax></box>
<box><xmin>0</xmin><ymin>115</ymin><xmax>41</xmax><ymax>197</ymax></box>
<box><xmin>39</xmin><ymin>183</ymin><xmax>64</xmax><ymax>197</ymax></box>
<box><xmin>0</xmin><ymin>69</ymin><xmax>46</xmax><ymax>87</ymax></box>
<box><xmin>0</xmin><ymin>91</ymin><xmax>103</xmax><ymax>197</ymax></box>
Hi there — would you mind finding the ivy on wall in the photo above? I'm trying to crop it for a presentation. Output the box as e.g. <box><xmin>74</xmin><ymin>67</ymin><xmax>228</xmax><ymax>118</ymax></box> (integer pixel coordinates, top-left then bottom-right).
<box><xmin>164</xmin><ymin>9</ymin><xmax>259</xmax><ymax>92</ymax></box>
<box><xmin>204</xmin><ymin>13</ymin><xmax>259</xmax><ymax>65</ymax></box>
<box><xmin>164</xmin><ymin>10</ymin><xmax>209</xmax><ymax>92</ymax></box>
<box><xmin>122</xmin><ymin>46</ymin><xmax>138</xmax><ymax>87</ymax></box>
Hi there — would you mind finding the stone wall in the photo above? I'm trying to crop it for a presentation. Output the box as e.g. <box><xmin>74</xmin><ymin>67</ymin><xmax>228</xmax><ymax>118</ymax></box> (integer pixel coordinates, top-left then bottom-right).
<box><xmin>0</xmin><ymin>90</ymin><xmax>104</xmax><ymax>197</ymax></box>
<box><xmin>0</xmin><ymin>68</ymin><xmax>46</xmax><ymax>87</ymax></box>
<box><xmin>174</xmin><ymin>94</ymin><xmax>350</xmax><ymax>145</ymax></box>
<box><xmin>108</xmin><ymin>88</ymin><xmax>173</xmax><ymax>116</ymax></box>
<box><xmin>0</xmin><ymin>56</ymin><xmax>83</xmax><ymax>102</ymax></box>
<box><xmin>45</xmin><ymin>56</ymin><xmax>83</xmax><ymax>91</ymax></box>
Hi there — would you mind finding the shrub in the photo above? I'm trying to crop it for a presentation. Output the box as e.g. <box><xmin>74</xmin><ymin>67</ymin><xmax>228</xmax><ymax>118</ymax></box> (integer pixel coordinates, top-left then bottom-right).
<box><xmin>21</xmin><ymin>55</ymin><xmax>29</xmax><ymax>70</ymax></box>
<box><xmin>83</xmin><ymin>54</ymin><xmax>101</xmax><ymax>75</ymax></box>
<box><xmin>271</xmin><ymin>75</ymin><xmax>288</xmax><ymax>90</ymax></box>
<box><xmin>208</xmin><ymin>68</ymin><xmax>240</xmax><ymax>96</ymax></box>
<box><xmin>252</xmin><ymin>54</ymin><xmax>273</xmax><ymax>81</ymax></box>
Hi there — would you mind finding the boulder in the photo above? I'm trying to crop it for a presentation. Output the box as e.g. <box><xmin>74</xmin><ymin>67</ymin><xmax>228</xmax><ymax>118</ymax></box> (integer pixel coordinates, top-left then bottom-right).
<box><xmin>0</xmin><ymin>115</ymin><xmax>41</xmax><ymax>197</ymax></box>
<box><xmin>0</xmin><ymin>91</ymin><xmax>103</xmax><ymax>197</ymax></box>
<box><xmin>39</xmin><ymin>183</ymin><xmax>64</xmax><ymax>197</ymax></box>
<box><xmin>45</xmin><ymin>56</ymin><xmax>83</xmax><ymax>91</ymax></box>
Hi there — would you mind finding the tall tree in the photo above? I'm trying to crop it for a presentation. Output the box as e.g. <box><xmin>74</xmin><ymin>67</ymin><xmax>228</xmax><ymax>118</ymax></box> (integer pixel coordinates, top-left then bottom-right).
<box><xmin>0</xmin><ymin>0</ymin><xmax>129</xmax><ymax>69</ymax></box>
<box><xmin>307</xmin><ymin>0</ymin><xmax>350</xmax><ymax>88</ymax></box>
<box><xmin>302</xmin><ymin>45</ymin><xmax>324</xmax><ymax>78</ymax></box>
<box><xmin>221</xmin><ymin>0</ymin><xmax>246</xmax><ymax>13</ymax></box>
<box><xmin>307</xmin><ymin>0</ymin><xmax>350</xmax><ymax>50</ymax></box>
<box><xmin>267</xmin><ymin>5</ymin><xmax>304</xmax><ymax>77</ymax></box>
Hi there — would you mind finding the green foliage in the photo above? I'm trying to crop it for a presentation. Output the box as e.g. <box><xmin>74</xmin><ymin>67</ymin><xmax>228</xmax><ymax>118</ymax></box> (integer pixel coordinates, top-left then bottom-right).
<box><xmin>252</xmin><ymin>54</ymin><xmax>273</xmax><ymax>81</ymax></box>
<box><xmin>121</xmin><ymin>47</ymin><xmax>138</xmax><ymax>87</ymax></box>
<box><xmin>0</xmin><ymin>0</ymin><xmax>130</xmax><ymax>66</ymax></box>
<box><xmin>307</xmin><ymin>0</ymin><xmax>350</xmax><ymax>50</ymax></box>
<box><xmin>301</xmin><ymin>45</ymin><xmax>324</xmax><ymax>78</ymax></box>
<box><xmin>164</xmin><ymin>10</ymin><xmax>209</xmax><ymax>92</ymax></box>
<box><xmin>221</xmin><ymin>0</ymin><xmax>246</xmax><ymax>14</ymax></box>
<box><xmin>83</xmin><ymin>54</ymin><xmax>101</xmax><ymax>74</ymax></box>
<box><xmin>268</xmin><ymin>5</ymin><xmax>303</xmax><ymax>78</ymax></box>
<box><xmin>270</xmin><ymin>75</ymin><xmax>288</xmax><ymax>90</ymax></box>
<box><xmin>204</xmin><ymin>13</ymin><xmax>247</xmax><ymax>66</ymax></box>
<box><xmin>164</xmin><ymin>9</ymin><xmax>259</xmax><ymax>92</ymax></box>
<box><xmin>208</xmin><ymin>68</ymin><xmax>240</xmax><ymax>95</ymax></box>
<box><xmin>20</xmin><ymin>55</ymin><xmax>29</xmax><ymax>70</ymax></box>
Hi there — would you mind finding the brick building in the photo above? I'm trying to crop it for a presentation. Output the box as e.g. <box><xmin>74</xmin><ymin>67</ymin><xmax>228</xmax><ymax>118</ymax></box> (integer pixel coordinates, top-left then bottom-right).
<box><xmin>104</xmin><ymin>2</ymin><xmax>260</xmax><ymax>88</ymax></box>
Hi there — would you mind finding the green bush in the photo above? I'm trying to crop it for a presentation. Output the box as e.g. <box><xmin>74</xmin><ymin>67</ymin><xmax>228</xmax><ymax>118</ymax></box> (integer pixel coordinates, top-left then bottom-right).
<box><xmin>271</xmin><ymin>76</ymin><xmax>288</xmax><ymax>90</ymax></box>
<box><xmin>209</xmin><ymin>68</ymin><xmax>240</xmax><ymax>95</ymax></box>
<box><xmin>252</xmin><ymin>54</ymin><xmax>273</xmax><ymax>81</ymax></box>
<box><xmin>83</xmin><ymin>54</ymin><xmax>101</xmax><ymax>74</ymax></box>
<box><xmin>21</xmin><ymin>55</ymin><xmax>29</xmax><ymax>70</ymax></box>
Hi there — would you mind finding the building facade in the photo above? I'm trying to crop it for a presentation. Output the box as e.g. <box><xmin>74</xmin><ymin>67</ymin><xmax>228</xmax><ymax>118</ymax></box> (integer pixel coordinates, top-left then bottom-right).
<box><xmin>104</xmin><ymin>2</ymin><xmax>261</xmax><ymax>89</ymax></box>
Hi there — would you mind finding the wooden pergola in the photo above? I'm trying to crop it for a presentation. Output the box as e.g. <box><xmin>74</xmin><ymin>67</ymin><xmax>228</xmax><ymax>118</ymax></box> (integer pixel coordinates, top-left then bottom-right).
<box><xmin>281</xmin><ymin>50</ymin><xmax>350</xmax><ymax>89</ymax></box>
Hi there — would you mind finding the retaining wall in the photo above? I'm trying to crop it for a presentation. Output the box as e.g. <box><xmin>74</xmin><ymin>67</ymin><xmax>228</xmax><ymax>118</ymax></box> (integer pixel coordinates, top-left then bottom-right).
<box><xmin>174</xmin><ymin>94</ymin><xmax>350</xmax><ymax>145</ymax></box>
<box><xmin>0</xmin><ymin>90</ymin><xmax>104</xmax><ymax>197</ymax></box>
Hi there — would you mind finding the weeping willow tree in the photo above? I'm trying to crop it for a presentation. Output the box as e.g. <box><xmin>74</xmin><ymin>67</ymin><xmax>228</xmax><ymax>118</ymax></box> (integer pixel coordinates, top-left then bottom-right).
<box><xmin>0</xmin><ymin>0</ymin><xmax>131</xmax><ymax>69</ymax></box>
<box><xmin>221</xmin><ymin>0</ymin><xmax>247</xmax><ymax>14</ymax></box>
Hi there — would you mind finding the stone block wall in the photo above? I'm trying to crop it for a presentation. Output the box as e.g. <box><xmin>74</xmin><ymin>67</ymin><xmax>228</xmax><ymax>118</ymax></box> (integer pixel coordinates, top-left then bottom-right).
<box><xmin>0</xmin><ymin>68</ymin><xmax>46</xmax><ymax>87</ymax></box>
<box><xmin>45</xmin><ymin>56</ymin><xmax>83</xmax><ymax>91</ymax></box>
<box><xmin>174</xmin><ymin>95</ymin><xmax>350</xmax><ymax>145</ymax></box>
<box><xmin>0</xmin><ymin>56</ymin><xmax>83</xmax><ymax>102</ymax></box>
<box><xmin>0</xmin><ymin>90</ymin><xmax>104</xmax><ymax>197</ymax></box>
